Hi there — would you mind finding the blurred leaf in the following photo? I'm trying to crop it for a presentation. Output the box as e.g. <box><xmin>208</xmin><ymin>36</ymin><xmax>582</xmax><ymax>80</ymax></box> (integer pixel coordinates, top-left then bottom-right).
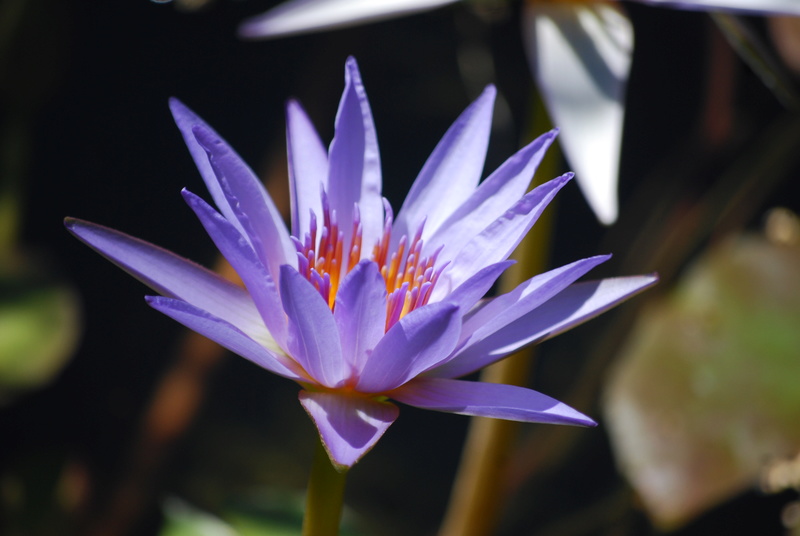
<box><xmin>161</xmin><ymin>491</ymin><xmax>366</xmax><ymax>536</ymax></box>
<box><xmin>0</xmin><ymin>255</ymin><xmax>80</xmax><ymax>402</ymax></box>
<box><xmin>603</xmin><ymin>233</ymin><xmax>800</xmax><ymax>529</ymax></box>
<box><xmin>161</xmin><ymin>498</ymin><xmax>239</xmax><ymax>536</ymax></box>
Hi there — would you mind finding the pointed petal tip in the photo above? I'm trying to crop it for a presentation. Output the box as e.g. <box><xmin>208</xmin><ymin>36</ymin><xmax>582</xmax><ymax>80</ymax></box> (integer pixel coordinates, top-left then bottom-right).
<box><xmin>345</xmin><ymin>55</ymin><xmax>361</xmax><ymax>77</ymax></box>
<box><xmin>167</xmin><ymin>96</ymin><xmax>182</xmax><ymax>109</ymax></box>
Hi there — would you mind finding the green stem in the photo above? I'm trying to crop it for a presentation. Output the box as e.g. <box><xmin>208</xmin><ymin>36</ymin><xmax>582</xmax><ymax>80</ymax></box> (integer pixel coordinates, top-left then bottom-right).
<box><xmin>302</xmin><ymin>440</ymin><xmax>348</xmax><ymax>536</ymax></box>
<box><xmin>438</xmin><ymin>92</ymin><xmax>560</xmax><ymax>536</ymax></box>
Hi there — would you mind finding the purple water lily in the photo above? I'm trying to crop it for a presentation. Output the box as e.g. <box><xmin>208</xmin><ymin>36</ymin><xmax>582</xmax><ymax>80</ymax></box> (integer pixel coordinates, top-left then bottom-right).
<box><xmin>66</xmin><ymin>57</ymin><xmax>656</xmax><ymax>469</ymax></box>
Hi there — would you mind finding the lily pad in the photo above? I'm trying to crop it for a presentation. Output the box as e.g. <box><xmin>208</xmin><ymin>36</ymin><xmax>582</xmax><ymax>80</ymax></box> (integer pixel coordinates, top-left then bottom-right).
<box><xmin>603</xmin><ymin>233</ymin><xmax>800</xmax><ymax>529</ymax></box>
<box><xmin>0</xmin><ymin>255</ymin><xmax>80</xmax><ymax>402</ymax></box>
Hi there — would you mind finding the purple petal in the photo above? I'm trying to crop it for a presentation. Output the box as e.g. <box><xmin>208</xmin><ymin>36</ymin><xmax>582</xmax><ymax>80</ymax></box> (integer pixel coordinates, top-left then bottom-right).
<box><xmin>286</xmin><ymin>99</ymin><xmax>328</xmax><ymax>238</ymax></box>
<box><xmin>327</xmin><ymin>57</ymin><xmax>383</xmax><ymax>265</ymax></box>
<box><xmin>356</xmin><ymin>302</ymin><xmax>461</xmax><ymax>393</ymax></box>
<box><xmin>426</xmin><ymin>129</ymin><xmax>557</xmax><ymax>263</ymax></box>
<box><xmin>192</xmin><ymin>124</ymin><xmax>295</xmax><ymax>279</ymax></box>
<box><xmin>182</xmin><ymin>189</ymin><xmax>288</xmax><ymax>348</ymax></box>
<box><xmin>169</xmin><ymin>98</ymin><xmax>247</xmax><ymax>237</ymax></box>
<box><xmin>391</xmin><ymin>377</ymin><xmax>596</xmax><ymax>426</ymax></box>
<box><xmin>635</xmin><ymin>0</ymin><xmax>800</xmax><ymax>15</ymax></box>
<box><xmin>523</xmin><ymin>3</ymin><xmax>632</xmax><ymax>224</ymax></box>
<box><xmin>456</xmin><ymin>254</ymin><xmax>611</xmax><ymax>351</ymax></box>
<box><xmin>433</xmin><ymin>173</ymin><xmax>572</xmax><ymax>300</ymax></box>
<box><xmin>64</xmin><ymin>218</ymin><xmax>269</xmax><ymax>345</ymax></box>
<box><xmin>394</xmin><ymin>86</ymin><xmax>496</xmax><ymax>245</ymax></box>
<box><xmin>147</xmin><ymin>296</ymin><xmax>303</xmax><ymax>381</ymax></box>
<box><xmin>333</xmin><ymin>260</ymin><xmax>387</xmax><ymax>374</ymax></box>
<box><xmin>299</xmin><ymin>390</ymin><xmax>399</xmax><ymax>469</ymax></box>
<box><xmin>437</xmin><ymin>275</ymin><xmax>658</xmax><ymax>378</ymax></box>
<box><xmin>445</xmin><ymin>260</ymin><xmax>515</xmax><ymax>313</ymax></box>
<box><xmin>280</xmin><ymin>265</ymin><xmax>347</xmax><ymax>388</ymax></box>
<box><xmin>238</xmin><ymin>0</ymin><xmax>460</xmax><ymax>40</ymax></box>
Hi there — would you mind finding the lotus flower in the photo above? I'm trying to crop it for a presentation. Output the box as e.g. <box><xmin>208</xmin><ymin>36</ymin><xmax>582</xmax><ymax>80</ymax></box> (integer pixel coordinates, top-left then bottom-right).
<box><xmin>238</xmin><ymin>0</ymin><xmax>800</xmax><ymax>225</ymax></box>
<box><xmin>65</xmin><ymin>57</ymin><xmax>656</xmax><ymax>468</ymax></box>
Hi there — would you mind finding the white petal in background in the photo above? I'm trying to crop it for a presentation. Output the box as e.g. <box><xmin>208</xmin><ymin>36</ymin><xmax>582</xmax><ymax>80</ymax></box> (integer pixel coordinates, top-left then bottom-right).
<box><xmin>636</xmin><ymin>0</ymin><xmax>800</xmax><ymax>16</ymax></box>
<box><xmin>239</xmin><ymin>0</ymin><xmax>459</xmax><ymax>39</ymax></box>
<box><xmin>524</xmin><ymin>2</ymin><xmax>633</xmax><ymax>225</ymax></box>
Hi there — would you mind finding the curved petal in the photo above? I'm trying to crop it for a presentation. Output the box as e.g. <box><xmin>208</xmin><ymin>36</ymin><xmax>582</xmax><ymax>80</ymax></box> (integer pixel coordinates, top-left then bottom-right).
<box><xmin>438</xmin><ymin>275</ymin><xmax>659</xmax><ymax>378</ymax></box>
<box><xmin>238</xmin><ymin>0</ymin><xmax>460</xmax><ymax>40</ymax></box>
<box><xmin>280</xmin><ymin>265</ymin><xmax>347</xmax><ymax>388</ymax></box>
<box><xmin>636</xmin><ymin>0</ymin><xmax>800</xmax><ymax>15</ymax></box>
<box><xmin>432</xmin><ymin>173</ymin><xmax>572</xmax><ymax>300</ymax></box>
<box><xmin>334</xmin><ymin>260</ymin><xmax>387</xmax><ymax>374</ymax></box>
<box><xmin>63</xmin><ymin>218</ymin><xmax>270</xmax><ymax>347</ymax></box>
<box><xmin>455</xmin><ymin>254</ymin><xmax>611</xmax><ymax>352</ymax></box>
<box><xmin>299</xmin><ymin>390</ymin><xmax>399</xmax><ymax>469</ymax></box>
<box><xmin>391</xmin><ymin>377</ymin><xmax>596</xmax><ymax>426</ymax></box>
<box><xmin>169</xmin><ymin>98</ymin><xmax>247</xmax><ymax>238</ymax></box>
<box><xmin>146</xmin><ymin>296</ymin><xmax>302</xmax><ymax>380</ymax></box>
<box><xmin>524</xmin><ymin>2</ymin><xmax>633</xmax><ymax>225</ymax></box>
<box><xmin>192</xmin><ymin>124</ymin><xmax>295</xmax><ymax>278</ymax></box>
<box><xmin>394</xmin><ymin>85</ymin><xmax>496</xmax><ymax>246</ymax></box>
<box><xmin>356</xmin><ymin>302</ymin><xmax>461</xmax><ymax>393</ymax></box>
<box><xmin>182</xmin><ymin>189</ymin><xmax>288</xmax><ymax>349</ymax></box>
<box><xmin>444</xmin><ymin>260</ymin><xmax>515</xmax><ymax>313</ymax></box>
<box><xmin>426</xmin><ymin>129</ymin><xmax>557</xmax><ymax>263</ymax></box>
<box><xmin>286</xmin><ymin>99</ymin><xmax>328</xmax><ymax>238</ymax></box>
<box><xmin>327</xmin><ymin>57</ymin><xmax>383</xmax><ymax>265</ymax></box>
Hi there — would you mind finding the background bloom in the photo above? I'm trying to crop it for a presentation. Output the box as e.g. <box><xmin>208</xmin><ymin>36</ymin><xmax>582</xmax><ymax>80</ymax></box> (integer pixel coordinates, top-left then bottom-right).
<box><xmin>66</xmin><ymin>57</ymin><xmax>655</xmax><ymax>468</ymax></box>
<box><xmin>239</xmin><ymin>0</ymin><xmax>800</xmax><ymax>225</ymax></box>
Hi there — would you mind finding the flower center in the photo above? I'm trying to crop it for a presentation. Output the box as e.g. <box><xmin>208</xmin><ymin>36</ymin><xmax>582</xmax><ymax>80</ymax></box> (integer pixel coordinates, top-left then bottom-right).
<box><xmin>292</xmin><ymin>190</ymin><xmax>447</xmax><ymax>331</ymax></box>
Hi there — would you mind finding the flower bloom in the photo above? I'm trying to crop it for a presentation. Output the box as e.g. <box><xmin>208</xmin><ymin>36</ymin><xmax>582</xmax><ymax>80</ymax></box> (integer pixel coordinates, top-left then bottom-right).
<box><xmin>66</xmin><ymin>57</ymin><xmax>656</xmax><ymax>468</ymax></box>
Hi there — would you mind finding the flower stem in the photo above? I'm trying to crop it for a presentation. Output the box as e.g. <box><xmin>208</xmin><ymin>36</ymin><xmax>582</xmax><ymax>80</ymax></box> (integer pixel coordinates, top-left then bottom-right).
<box><xmin>439</xmin><ymin>92</ymin><xmax>559</xmax><ymax>536</ymax></box>
<box><xmin>303</xmin><ymin>439</ymin><xmax>348</xmax><ymax>536</ymax></box>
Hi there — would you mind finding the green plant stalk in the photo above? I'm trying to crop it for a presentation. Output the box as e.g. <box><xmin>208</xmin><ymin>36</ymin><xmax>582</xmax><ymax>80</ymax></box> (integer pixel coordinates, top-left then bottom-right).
<box><xmin>303</xmin><ymin>439</ymin><xmax>348</xmax><ymax>536</ymax></box>
<box><xmin>438</xmin><ymin>93</ymin><xmax>560</xmax><ymax>536</ymax></box>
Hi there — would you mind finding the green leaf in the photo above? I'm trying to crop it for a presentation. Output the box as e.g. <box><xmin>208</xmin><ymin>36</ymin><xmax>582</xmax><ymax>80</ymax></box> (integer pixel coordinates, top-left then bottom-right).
<box><xmin>0</xmin><ymin>255</ymin><xmax>80</xmax><ymax>402</ymax></box>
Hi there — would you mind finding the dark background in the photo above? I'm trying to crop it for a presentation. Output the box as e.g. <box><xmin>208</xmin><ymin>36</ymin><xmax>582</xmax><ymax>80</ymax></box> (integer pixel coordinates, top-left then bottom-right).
<box><xmin>1</xmin><ymin>1</ymin><xmax>798</xmax><ymax>535</ymax></box>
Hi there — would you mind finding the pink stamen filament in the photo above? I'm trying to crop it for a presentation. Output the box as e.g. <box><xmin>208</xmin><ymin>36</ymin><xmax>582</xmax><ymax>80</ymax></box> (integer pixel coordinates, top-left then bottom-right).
<box><xmin>292</xmin><ymin>191</ymin><xmax>443</xmax><ymax>331</ymax></box>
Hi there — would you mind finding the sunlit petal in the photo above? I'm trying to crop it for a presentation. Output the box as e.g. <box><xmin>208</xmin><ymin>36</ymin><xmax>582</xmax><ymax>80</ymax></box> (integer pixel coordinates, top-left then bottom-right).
<box><xmin>524</xmin><ymin>2</ymin><xmax>633</xmax><ymax>225</ymax></box>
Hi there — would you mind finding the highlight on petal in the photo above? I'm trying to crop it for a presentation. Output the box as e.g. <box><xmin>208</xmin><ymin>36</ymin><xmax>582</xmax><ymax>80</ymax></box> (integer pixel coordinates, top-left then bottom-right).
<box><xmin>334</xmin><ymin>260</ymin><xmax>387</xmax><ymax>374</ymax></box>
<box><xmin>458</xmin><ymin>254</ymin><xmax>611</xmax><ymax>350</ymax></box>
<box><xmin>286</xmin><ymin>99</ymin><xmax>328</xmax><ymax>238</ymax></box>
<box><xmin>280</xmin><ymin>265</ymin><xmax>348</xmax><ymax>388</ymax></box>
<box><xmin>356</xmin><ymin>302</ymin><xmax>461</xmax><ymax>393</ymax></box>
<box><xmin>63</xmin><ymin>218</ymin><xmax>272</xmax><ymax>349</ymax></box>
<box><xmin>636</xmin><ymin>0</ymin><xmax>800</xmax><ymax>15</ymax></box>
<box><xmin>441</xmin><ymin>275</ymin><xmax>659</xmax><ymax>378</ymax></box>
<box><xmin>238</xmin><ymin>0</ymin><xmax>460</xmax><ymax>40</ymax></box>
<box><xmin>327</xmin><ymin>57</ymin><xmax>383</xmax><ymax>263</ymax></box>
<box><xmin>192</xmin><ymin>124</ymin><xmax>295</xmax><ymax>278</ymax></box>
<box><xmin>394</xmin><ymin>85</ymin><xmax>496</xmax><ymax>245</ymax></box>
<box><xmin>146</xmin><ymin>296</ymin><xmax>301</xmax><ymax>380</ymax></box>
<box><xmin>434</xmin><ymin>173</ymin><xmax>572</xmax><ymax>298</ymax></box>
<box><xmin>182</xmin><ymin>189</ymin><xmax>288</xmax><ymax>349</ymax></box>
<box><xmin>169</xmin><ymin>98</ymin><xmax>247</xmax><ymax>238</ymax></box>
<box><xmin>445</xmin><ymin>260</ymin><xmax>514</xmax><ymax>314</ymax></box>
<box><xmin>299</xmin><ymin>390</ymin><xmax>399</xmax><ymax>469</ymax></box>
<box><xmin>524</xmin><ymin>2</ymin><xmax>633</xmax><ymax>225</ymax></box>
<box><xmin>391</xmin><ymin>377</ymin><xmax>596</xmax><ymax>427</ymax></box>
<box><xmin>426</xmin><ymin>129</ymin><xmax>558</xmax><ymax>264</ymax></box>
